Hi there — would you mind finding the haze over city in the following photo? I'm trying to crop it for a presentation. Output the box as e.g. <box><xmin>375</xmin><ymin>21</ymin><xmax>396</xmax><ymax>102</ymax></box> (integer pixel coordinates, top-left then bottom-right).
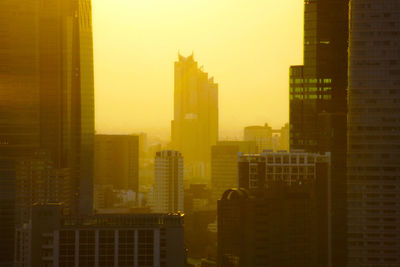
<box><xmin>3</xmin><ymin>0</ymin><xmax>400</xmax><ymax>266</ymax></box>
<box><xmin>93</xmin><ymin>0</ymin><xmax>303</xmax><ymax>137</ymax></box>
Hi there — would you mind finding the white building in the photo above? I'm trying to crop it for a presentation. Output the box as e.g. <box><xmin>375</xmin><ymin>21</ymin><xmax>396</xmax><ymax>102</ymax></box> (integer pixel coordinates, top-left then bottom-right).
<box><xmin>153</xmin><ymin>150</ymin><xmax>184</xmax><ymax>213</ymax></box>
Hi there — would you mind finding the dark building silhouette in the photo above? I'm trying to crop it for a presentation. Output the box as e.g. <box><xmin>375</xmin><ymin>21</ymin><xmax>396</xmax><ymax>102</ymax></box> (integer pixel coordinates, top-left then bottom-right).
<box><xmin>347</xmin><ymin>1</ymin><xmax>400</xmax><ymax>265</ymax></box>
<box><xmin>218</xmin><ymin>152</ymin><xmax>331</xmax><ymax>266</ymax></box>
<box><xmin>218</xmin><ymin>187</ymin><xmax>317</xmax><ymax>267</ymax></box>
<box><xmin>289</xmin><ymin>0</ymin><xmax>349</xmax><ymax>265</ymax></box>
<box><xmin>94</xmin><ymin>135</ymin><xmax>139</xmax><ymax>192</ymax></box>
<box><xmin>0</xmin><ymin>1</ymin><xmax>94</xmax><ymax>264</ymax></box>
<box><xmin>15</xmin><ymin>204</ymin><xmax>185</xmax><ymax>267</ymax></box>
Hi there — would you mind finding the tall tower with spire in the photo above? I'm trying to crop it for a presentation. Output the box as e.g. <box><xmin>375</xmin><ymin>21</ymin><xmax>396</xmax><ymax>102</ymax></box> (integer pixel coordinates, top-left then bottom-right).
<box><xmin>171</xmin><ymin>53</ymin><xmax>218</xmax><ymax>181</ymax></box>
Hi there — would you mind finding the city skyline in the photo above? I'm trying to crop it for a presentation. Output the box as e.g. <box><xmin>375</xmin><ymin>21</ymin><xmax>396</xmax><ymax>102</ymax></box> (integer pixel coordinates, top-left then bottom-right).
<box><xmin>93</xmin><ymin>0</ymin><xmax>303</xmax><ymax>136</ymax></box>
<box><xmin>3</xmin><ymin>0</ymin><xmax>400</xmax><ymax>266</ymax></box>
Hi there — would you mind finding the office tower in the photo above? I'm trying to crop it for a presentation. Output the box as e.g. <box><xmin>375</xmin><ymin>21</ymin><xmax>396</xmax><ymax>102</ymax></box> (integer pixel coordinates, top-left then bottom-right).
<box><xmin>347</xmin><ymin>1</ymin><xmax>400</xmax><ymax>265</ymax></box>
<box><xmin>94</xmin><ymin>135</ymin><xmax>139</xmax><ymax>192</ymax></box>
<box><xmin>0</xmin><ymin>0</ymin><xmax>94</xmax><ymax>264</ymax></box>
<box><xmin>171</xmin><ymin>53</ymin><xmax>218</xmax><ymax>180</ymax></box>
<box><xmin>289</xmin><ymin>1</ymin><xmax>349</xmax><ymax>265</ymax></box>
<box><xmin>153</xmin><ymin>150</ymin><xmax>184</xmax><ymax>213</ymax></box>
<box><xmin>219</xmin><ymin>151</ymin><xmax>330</xmax><ymax>266</ymax></box>
<box><xmin>211</xmin><ymin>141</ymin><xmax>257</xmax><ymax>202</ymax></box>
<box><xmin>15</xmin><ymin>204</ymin><xmax>185</xmax><ymax>267</ymax></box>
<box><xmin>244</xmin><ymin>124</ymin><xmax>273</xmax><ymax>153</ymax></box>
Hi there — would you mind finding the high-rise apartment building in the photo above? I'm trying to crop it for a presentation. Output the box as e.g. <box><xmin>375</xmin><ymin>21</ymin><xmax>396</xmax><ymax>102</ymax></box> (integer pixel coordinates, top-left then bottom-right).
<box><xmin>95</xmin><ymin>135</ymin><xmax>139</xmax><ymax>192</ymax></box>
<box><xmin>289</xmin><ymin>1</ymin><xmax>349</xmax><ymax>265</ymax></box>
<box><xmin>218</xmin><ymin>151</ymin><xmax>331</xmax><ymax>266</ymax></box>
<box><xmin>171</xmin><ymin>53</ymin><xmax>218</xmax><ymax>180</ymax></box>
<box><xmin>153</xmin><ymin>150</ymin><xmax>184</xmax><ymax>213</ymax></box>
<box><xmin>347</xmin><ymin>1</ymin><xmax>400</xmax><ymax>265</ymax></box>
<box><xmin>0</xmin><ymin>1</ymin><xmax>95</xmax><ymax>264</ymax></box>
<box><xmin>15</xmin><ymin>204</ymin><xmax>185</xmax><ymax>267</ymax></box>
<box><xmin>211</xmin><ymin>141</ymin><xmax>256</xmax><ymax>202</ymax></box>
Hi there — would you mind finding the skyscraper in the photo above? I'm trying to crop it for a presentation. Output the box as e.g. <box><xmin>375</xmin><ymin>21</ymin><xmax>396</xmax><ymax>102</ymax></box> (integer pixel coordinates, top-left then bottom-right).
<box><xmin>347</xmin><ymin>1</ymin><xmax>400</xmax><ymax>265</ymax></box>
<box><xmin>153</xmin><ymin>150</ymin><xmax>184</xmax><ymax>213</ymax></box>
<box><xmin>0</xmin><ymin>1</ymin><xmax>94</xmax><ymax>264</ymax></box>
<box><xmin>289</xmin><ymin>1</ymin><xmax>349</xmax><ymax>265</ymax></box>
<box><xmin>171</xmin><ymin>53</ymin><xmax>218</xmax><ymax>180</ymax></box>
<box><xmin>94</xmin><ymin>134</ymin><xmax>139</xmax><ymax>192</ymax></box>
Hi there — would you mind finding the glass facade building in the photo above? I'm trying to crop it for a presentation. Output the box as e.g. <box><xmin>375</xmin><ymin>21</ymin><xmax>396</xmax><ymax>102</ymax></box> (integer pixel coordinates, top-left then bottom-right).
<box><xmin>0</xmin><ymin>1</ymin><xmax>94</xmax><ymax>264</ymax></box>
<box><xmin>289</xmin><ymin>1</ymin><xmax>349</xmax><ymax>265</ymax></box>
<box><xmin>347</xmin><ymin>0</ymin><xmax>400</xmax><ymax>265</ymax></box>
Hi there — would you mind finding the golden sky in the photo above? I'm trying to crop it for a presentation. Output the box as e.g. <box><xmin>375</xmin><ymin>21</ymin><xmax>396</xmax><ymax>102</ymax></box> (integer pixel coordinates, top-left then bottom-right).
<box><xmin>93</xmin><ymin>0</ymin><xmax>303</xmax><ymax>139</ymax></box>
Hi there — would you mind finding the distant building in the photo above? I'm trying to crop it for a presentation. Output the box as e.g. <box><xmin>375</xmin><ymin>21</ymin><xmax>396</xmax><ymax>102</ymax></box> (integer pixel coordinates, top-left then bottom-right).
<box><xmin>278</xmin><ymin>123</ymin><xmax>289</xmax><ymax>151</ymax></box>
<box><xmin>153</xmin><ymin>150</ymin><xmax>184</xmax><ymax>213</ymax></box>
<box><xmin>217</xmin><ymin>151</ymin><xmax>331</xmax><ymax>266</ymax></box>
<box><xmin>244</xmin><ymin>124</ymin><xmax>273</xmax><ymax>153</ymax></box>
<box><xmin>95</xmin><ymin>134</ymin><xmax>139</xmax><ymax>193</ymax></box>
<box><xmin>15</xmin><ymin>204</ymin><xmax>185</xmax><ymax>267</ymax></box>
<box><xmin>244</xmin><ymin>124</ymin><xmax>288</xmax><ymax>153</ymax></box>
<box><xmin>171</xmin><ymin>53</ymin><xmax>218</xmax><ymax>180</ymax></box>
<box><xmin>211</xmin><ymin>141</ymin><xmax>257</xmax><ymax>202</ymax></box>
<box><xmin>184</xmin><ymin>184</ymin><xmax>212</xmax><ymax>213</ymax></box>
<box><xmin>93</xmin><ymin>184</ymin><xmax>116</xmax><ymax>210</ymax></box>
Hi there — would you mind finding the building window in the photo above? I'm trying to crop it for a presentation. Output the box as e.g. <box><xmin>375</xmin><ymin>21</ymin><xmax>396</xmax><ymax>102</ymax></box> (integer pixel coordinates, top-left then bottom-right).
<box><xmin>99</xmin><ymin>230</ymin><xmax>115</xmax><ymax>266</ymax></box>
<box><xmin>59</xmin><ymin>230</ymin><xmax>75</xmax><ymax>267</ymax></box>
<box><xmin>118</xmin><ymin>230</ymin><xmax>135</xmax><ymax>267</ymax></box>
<box><xmin>138</xmin><ymin>230</ymin><xmax>154</xmax><ymax>266</ymax></box>
<box><xmin>79</xmin><ymin>230</ymin><xmax>95</xmax><ymax>266</ymax></box>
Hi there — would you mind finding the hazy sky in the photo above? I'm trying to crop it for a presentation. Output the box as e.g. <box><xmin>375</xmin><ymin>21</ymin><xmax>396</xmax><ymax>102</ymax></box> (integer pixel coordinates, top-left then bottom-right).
<box><xmin>93</xmin><ymin>0</ymin><xmax>303</xmax><ymax>139</ymax></box>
